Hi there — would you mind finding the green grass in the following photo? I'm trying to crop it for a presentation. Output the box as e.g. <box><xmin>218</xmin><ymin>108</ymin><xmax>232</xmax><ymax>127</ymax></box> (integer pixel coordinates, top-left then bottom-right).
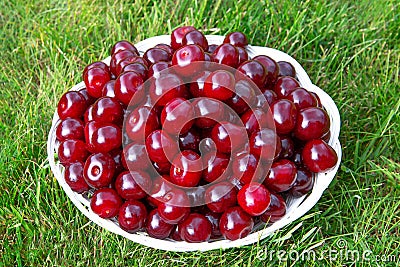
<box><xmin>1</xmin><ymin>0</ymin><xmax>399</xmax><ymax>266</ymax></box>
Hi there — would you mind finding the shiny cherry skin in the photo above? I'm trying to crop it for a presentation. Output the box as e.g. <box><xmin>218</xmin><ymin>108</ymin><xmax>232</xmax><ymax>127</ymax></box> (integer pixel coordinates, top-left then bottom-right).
<box><xmin>56</xmin><ymin>118</ymin><xmax>84</xmax><ymax>141</ymax></box>
<box><xmin>148</xmin><ymin>61</ymin><xmax>172</xmax><ymax>79</ymax></box>
<box><xmin>92</xmin><ymin>96</ymin><xmax>124</xmax><ymax>125</ymax></box>
<box><xmin>264</xmin><ymin>159</ymin><xmax>297</xmax><ymax>192</ymax></box>
<box><xmin>311</xmin><ymin>92</ymin><xmax>322</xmax><ymax>107</ymax></box>
<box><xmin>117</xmin><ymin>56</ymin><xmax>149</xmax><ymax>75</ymax></box>
<box><xmin>109</xmin><ymin>148</ymin><xmax>124</xmax><ymax>174</ymax></box>
<box><xmin>121</xmin><ymin>62</ymin><xmax>148</xmax><ymax>80</ymax></box>
<box><xmin>219</xmin><ymin>206</ymin><xmax>254</xmax><ymax>241</ymax></box>
<box><xmin>278</xmin><ymin>61</ymin><xmax>296</xmax><ymax>77</ymax></box>
<box><xmin>279</xmin><ymin>135</ymin><xmax>295</xmax><ymax>159</ymax></box>
<box><xmin>110</xmin><ymin>50</ymin><xmax>138</xmax><ymax>76</ymax></box>
<box><xmin>83</xmin><ymin>67</ymin><xmax>111</xmax><ymax>98</ymax></box>
<box><xmin>78</xmin><ymin>88</ymin><xmax>97</xmax><ymax>105</ymax></box>
<box><xmin>236</xmin><ymin>47</ymin><xmax>249</xmax><ymax>65</ymax></box>
<box><xmin>161</xmin><ymin>97</ymin><xmax>195</xmax><ymax>135</ymax></box>
<box><xmin>241</xmin><ymin>108</ymin><xmax>273</xmax><ymax>136</ymax></box>
<box><xmin>223</xmin><ymin>32</ymin><xmax>248</xmax><ymax>47</ymax></box>
<box><xmin>237</xmin><ymin>182</ymin><xmax>271</xmax><ymax>216</ymax></box>
<box><xmin>152</xmin><ymin>161</ymin><xmax>172</xmax><ymax>175</ymax></box>
<box><xmin>170</xmin><ymin>26</ymin><xmax>196</xmax><ymax>50</ymax></box>
<box><xmin>179</xmin><ymin>128</ymin><xmax>201</xmax><ymax>152</ymax></box>
<box><xmin>147</xmin><ymin>176</ymin><xmax>174</xmax><ymax>207</ymax></box>
<box><xmin>189</xmin><ymin>70</ymin><xmax>211</xmax><ymax>97</ymax></box>
<box><xmin>170</xmin><ymin>225</ymin><xmax>182</xmax><ymax>241</ymax></box>
<box><xmin>114</xmin><ymin>71</ymin><xmax>144</xmax><ymax>106</ymax></box>
<box><xmin>118</xmin><ymin>200</ymin><xmax>147</xmax><ymax>233</ymax></box>
<box><xmin>186</xmin><ymin>186</ymin><xmax>206</xmax><ymax>206</ymax></box>
<box><xmin>115</xmin><ymin>171</ymin><xmax>152</xmax><ymax>200</ymax></box>
<box><xmin>205</xmin><ymin>181</ymin><xmax>238</xmax><ymax>213</ymax></box>
<box><xmin>294</xmin><ymin>107</ymin><xmax>330</xmax><ymax>141</ymax></box>
<box><xmin>260</xmin><ymin>192</ymin><xmax>286</xmax><ymax>223</ymax></box>
<box><xmin>270</xmin><ymin>99</ymin><xmax>297</xmax><ymax>135</ymax></box>
<box><xmin>236</xmin><ymin>60</ymin><xmax>267</xmax><ymax>89</ymax></box>
<box><xmin>204</xmin><ymin>211</ymin><xmax>222</xmax><ymax>238</ymax></box>
<box><xmin>58</xmin><ymin>139</ymin><xmax>89</xmax><ymax>165</ymax></box>
<box><xmin>125</xmin><ymin>106</ymin><xmax>159</xmax><ymax>142</ymax></box>
<box><xmin>262</xmin><ymin>89</ymin><xmax>278</xmax><ymax>105</ymax></box>
<box><xmin>182</xmin><ymin>30</ymin><xmax>209</xmax><ymax>51</ymax></box>
<box><xmin>172</xmin><ymin>44</ymin><xmax>205</xmax><ymax>77</ymax></box>
<box><xmin>157</xmin><ymin>187</ymin><xmax>190</xmax><ymax>224</ymax></box>
<box><xmin>286</xmin><ymin>88</ymin><xmax>317</xmax><ymax>109</ymax></box>
<box><xmin>64</xmin><ymin>161</ymin><xmax>90</xmax><ymax>193</ymax></box>
<box><xmin>144</xmin><ymin>47</ymin><xmax>171</xmax><ymax>65</ymax></box>
<box><xmin>202</xmin><ymin>152</ymin><xmax>229</xmax><ymax>183</ymax></box>
<box><xmin>249</xmin><ymin>128</ymin><xmax>280</xmax><ymax>162</ymax></box>
<box><xmin>253</xmin><ymin>55</ymin><xmax>279</xmax><ymax>88</ymax></box>
<box><xmin>232</xmin><ymin>151</ymin><xmax>262</xmax><ymax>185</ymax></box>
<box><xmin>179</xmin><ymin>213</ymin><xmax>212</xmax><ymax>242</ymax></box>
<box><xmin>122</xmin><ymin>142</ymin><xmax>152</xmax><ymax>171</ymax></box>
<box><xmin>211</xmin><ymin>121</ymin><xmax>248</xmax><ymax>154</ymax></box>
<box><xmin>145</xmin><ymin>129</ymin><xmax>178</xmax><ymax>164</ymax></box>
<box><xmin>111</xmin><ymin>40</ymin><xmax>139</xmax><ymax>56</ymax></box>
<box><xmin>90</xmin><ymin>123</ymin><xmax>122</xmax><ymax>153</ymax></box>
<box><xmin>203</xmin><ymin>70</ymin><xmax>235</xmax><ymax>101</ymax></box>
<box><xmin>90</xmin><ymin>188</ymin><xmax>122</xmax><ymax>218</ymax></box>
<box><xmin>225</xmin><ymin>80</ymin><xmax>256</xmax><ymax>115</ymax></box>
<box><xmin>101</xmin><ymin>80</ymin><xmax>117</xmax><ymax>98</ymax></box>
<box><xmin>83</xmin><ymin>61</ymin><xmax>109</xmax><ymax>76</ymax></box>
<box><xmin>212</xmin><ymin>43</ymin><xmax>239</xmax><ymax>68</ymax></box>
<box><xmin>149</xmin><ymin>73</ymin><xmax>187</xmax><ymax>106</ymax></box>
<box><xmin>170</xmin><ymin>150</ymin><xmax>202</xmax><ymax>187</ymax></box>
<box><xmin>289</xmin><ymin>167</ymin><xmax>314</xmax><ymax>197</ymax></box>
<box><xmin>154</xmin><ymin>43</ymin><xmax>174</xmax><ymax>55</ymax></box>
<box><xmin>193</xmin><ymin>98</ymin><xmax>225</xmax><ymax>128</ymax></box>
<box><xmin>302</xmin><ymin>139</ymin><xmax>338</xmax><ymax>172</ymax></box>
<box><xmin>273</xmin><ymin>76</ymin><xmax>300</xmax><ymax>98</ymax></box>
<box><xmin>83</xmin><ymin>152</ymin><xmax>115</xmax><ymax>188</ymax></box>
<box><xmin>57</xmin><ymin>91</ymin><xmax>87</xmax><ymax>120</ymax></box>
<box><xmin>146</xmin><ymin>209</ymin><xmax>174</xmax><ymax>239</ymax></box>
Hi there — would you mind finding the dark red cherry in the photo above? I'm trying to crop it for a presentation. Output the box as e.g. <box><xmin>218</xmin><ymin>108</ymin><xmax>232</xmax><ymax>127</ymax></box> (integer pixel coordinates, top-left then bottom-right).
<box><xmin>270</xmin><ymin>99</ymin><xmax>297</xmax><ymax>135</ymax></box>
<box><xmin>56</xmin><ymin>118</ymin><xmax>84</xmax><ymax>141</ymax></box>
<box><xmin>179</xmin><ymin>213</ymin><xmax>212</xmax><ymax>242</ymax></box>
<box><xmin>260</xmin><ymin>192</ymin><xmax>286</xmax><ymax>223</ymax></box>
<box><xmin>170</xmin><ymin>225</ymin><xmax>182</xmax><ymax>241</ymax></box>
<box><xmin>204</xmin><ymin>211</ymin><xmax>222</xmax><ymax>238</ymax></box>
<box><xmin>161</xmin><ymin>97</ymin><xmax>195</xmax><ymax>135</ymax></box>
<box><xmin>262</xmin><ymin>89</ymin><xmax>278</xmax><ymax>105</ymax></box>
<box><xmin>83</xmin><ymin>152</ymin><xmax>115</xmax><ymax>188</ymax></box>
<box><xmin>189</xmin><ymin>70</ymin><xmax>211</xmax><ymax>97</ymax></box>
<box><xmin>224</xmin><ymin>32</ymin><xmax>248</xmax><ymax>47</ymax></box>
<box><xmin>90</xmin><ymin>188</ymin><xmax>122</xmax><ymax>218</ymax></box>
<box><xmin>83</xmin><ymin>61</ymin><xmax>109</xmax><ymax>75</ymax></box>
<box><xmin>237</xmin><ymin>47</ymin><xmax>249</xmax><ymax>66</ymax></box>
<box><xmin>302</xmin><ymin>139</ymin><xmax>338</xmax><ymax>172</ymax></box>
<box><xmin>146</xmin><ymin>209</ymin><xmax>174</xmax><ymax>239</ymax></box>
<box><xmin>211</xmin><ymin>121</ymin><xmax>248</xmax><ymax>154</ymax></box>
<box><xmin>289</xmin><ymin>167</ymin><xmax>314</xmax><ymax>197</ymax></box>
<box><xmin>111</xmin><ymin>40</ymin><xmax>139</xmax><ymax>56</ymax></box>
<box><xmin>117</xmin><ymin>56</ymin><xmax>149</xmax><ymax>76</ymax></box>
<box><xmin>125</xmin><ymin>106</ymin><xmax>159</xmax><ymax>142</ymax></box>
<box><xmin>90</xmin><ymin>123</ymin><xmax>122</xmax><ymax>153</ymax></box>
<box><xmin>249</xmin><ymin>128</ymin><xmax>279</xmax><ymax>162</ymax></box>
<box><xmin>149</xmin><ymin>73</ymin><xmax>187</xmax><ymax>106</ymax></box>
<box><xmin>110</xmin><ymin>50</ymin><xmax>137</xmax><ymax>76</ymax></box>
<box><xmin>114</xmin><ymin>71</ymin><xmax>144</xmax><ymax>106</ymax></box>
<box><xmin>57</xmin><ymin>91</ymin><xmax>87</xmax><ymax>120</ymax></box>
<box><xmin>253</xmin><ymin>55</ymin><xmax>279</xmax><ymax>88</ymax></box>
<box><xmin>241</xmin><ymin>108</ymin><xmax>273</xmax><ymax>136</ymax></box>
<box><xmin>286</xmin><ymin>88</ymin><xmax>317</xmax><ymax>109</ymax></box>
<box><xmin>78</xmin><ymin>88</ymin><xmax>97</xmax><ymax>105</ymax></box>
<box><xmin>109</xmin><ymin>148</ymin><xmax>124</xmax><ymax>174</ymax></box>
<box><xmin>84</xmin><ymin>120</ymin><xmax>101</xmax><ymax>152</ymax></box>
<box><xmin>170</xmin><ymin>150</ymin><xmax>202</xmax><ymax>187</ymax></box>
<box><xmin>264</xmin><ymin>159</ymin><xmax>297</xmax><ymax>192</ymax></box>
<box><xmin>115</xmin><ymin>171</ymin><xmax>152</xmax><ymax>200</ymax></box>
<box><xmin>148</xmin><ymin>61</ymin><xmax>172</xmax><ymax>79</ymax></box>
<box><xmin>92</xmin><ymin>97</ymin><xmax>124</xmax><ymax>125</ymax></box>
<box><xmin>157</xmin><ymin>188</ymin><xmax>190</xmax><ymax>224</ymax></box>
<box><xmin>145</xmin><ymin>129</ymin><xmax>178</xmax><ymax>164</ymax></box>
<box><xmin>84</xmin><ymin>67</ymin><xmax>111</xmax><ymax>98</ymax></box>
<box><xmin>207</xmin><ymin>44</ymin><xmax>218</xmax><ymax>54</ymax></box>
<box><xmin>236</xmin><ymin>60</ymin><xmax>267</xmax><ymax>89</ymax></box>
<box><xmin>186</xmin><ymin>186</ymin><xmax>206</xmax><ymax>206</ymax></box>
<box><xmin>205</xmin><ymin>181</ymin><xmax>238</xmax><ymax>213</ymax></box>
<box><xmin>101</xmin><ymin>80</ymin><xmax>117</xmax><ymax>98</ymax></box>
<box><xmin>154</xmin><ymin>43</ymin><xmax>174</xmax><ymax>55</ymax></box>
<box><xmin>225</xmin><ymin>80</ymin><xmax>256</xmax><ymax>115</ymax></box>
<box><xmin>278</xmin><ymin>61</ymin><xmax>296</xmax><ymax>77</ymax></box>
<box><xmin>193</xmin><ymin>98</ymin><xmax>225</xmax><ymax>128</ymax></box>
<box><xmin>202</xmin><ymin>152</ymin><xmax>229</xmax><ymax>183</ymax></box>
<box><xmin>122</xmin><ymin>142</ymin><xmax>152</xmax><ymax>171</ymax></box>
<box><xmin>58</xmin><ymin>139</ymin><xmax>89</xmax><ymax>165</ymax></box>
<box><xmin>203</xmin><ymin>70</ymin><xmax>235</xmax><ymax>101</ymax></box>
<box><xmin>182</xmin><ymin>30</ymin><xmax>209</xmax><ymax>51</ymax></box>
<box><xmin>152</xmin><ymin>161</ymin><xmax>172</xmax><ymax>175</ymax></box>
<box><xmin>279</xmin><ymin>135</ymin><xmax>294</xmax><ymax>159</ymax></box>
<box><xmin>237</xmin><ymin>182</ymin><xmax>271</xmax><ymax>216</ymax></box>
<box><xmin>171</xmin><ymin>26</ymin><xmax>196</xmax><ymax>50</ymax></box>
<box><xmin>219</xmin><ymin>206</ymin><xmax>254</xmax><ymax>240</ymax></box>
<box><xmin>294</xmin><ymin>107</ymin><xmax>330</xmax><ymax>141</ymax></box>
<box><xmin>118</xmin><ymin>200</ymin><xmax>147</xmax><ymax>232</ymax></box>
<box><xmin>172</xmin><ymin>44</ymin><xmax>205</xmax><ymax>76</ymax></box>
<box><xmin>179</xmin><ymin>128</ymin><xmax>201</xmax><ymax>152</ymax></box>
<box><xmin>212</xmin><ymin>43</ymin><xmax>239</xmax><ymax>68</ymax></box>
<box><xmin>311</xmin><ymin>92</ymin><xmax>322</xmax><ymax>107</ymax></box>
<box><xmin>144</xmin><ymin>48</ymin><xmax>171</xmax><ymax>65</ymax></box>
<box><xmin>231</xmin><ymin>151</ymin><xmax>262</xmax><ymax>185</ymax></box>
<box><xmin>121</xmin><ymin>62</ymin><xmax>148</xmax><ymax>80</ymax></box>
<box><xmin>147</xmin><ymin>176</ymin><xmax>174</xmax><ymax>207</ymax></box>
<box><xmin>273</xmin><ymin>76</ymin><xmax>300</xmax><ymax>98</ymax></box>
<box><xmin>64</xmin><ymin>161</ymin><xmax>90</xmax><ymax>193</ymax></box>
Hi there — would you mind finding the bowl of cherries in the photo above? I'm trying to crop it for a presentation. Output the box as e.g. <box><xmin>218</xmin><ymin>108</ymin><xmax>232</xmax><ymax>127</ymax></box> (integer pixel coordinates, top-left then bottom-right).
<box><xmin>47</xmin><ymin>26</ymin><xmax>341</xmax><ymax>251</ymax></box>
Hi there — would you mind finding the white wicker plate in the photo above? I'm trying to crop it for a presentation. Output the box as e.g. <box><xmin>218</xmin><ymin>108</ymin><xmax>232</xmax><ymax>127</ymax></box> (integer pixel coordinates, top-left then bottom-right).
<box><xmin>47</xmin><ymin>35</ymin><xmax>342</xmax><ymax>252</ymax></box>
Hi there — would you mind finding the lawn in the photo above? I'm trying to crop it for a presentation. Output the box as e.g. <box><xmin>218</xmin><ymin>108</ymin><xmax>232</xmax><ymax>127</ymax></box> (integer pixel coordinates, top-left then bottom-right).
<box><xmin>0</xmin><ymin>0</ymin><xmax>399</xmax><ymax>266</ymax></box>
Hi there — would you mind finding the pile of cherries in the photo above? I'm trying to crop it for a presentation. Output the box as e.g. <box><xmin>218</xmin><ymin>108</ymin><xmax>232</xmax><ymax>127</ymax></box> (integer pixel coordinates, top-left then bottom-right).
<box><xmin>55</xmin><ymin>26</ymin><xmax>338</xmax><ymax>243</ymax></box>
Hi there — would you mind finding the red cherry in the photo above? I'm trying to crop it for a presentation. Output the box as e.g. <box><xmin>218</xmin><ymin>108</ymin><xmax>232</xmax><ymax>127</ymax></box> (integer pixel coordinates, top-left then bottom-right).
<box><xmin>223</xmin><ymin>32</ymin><xmax>248</xmax><ymax>47</ymax></box>
<box><xmin>237</xmin><ymin>182</ymin><xmax>271</xmax><ymax>216</ymax></box>
<box><xmin>270</xmin><ymin>99</ymin><xmax>297</xmax><ymax>135</ymax></box>
<box><xmin>241</xmin><ymin>108</ymin><xmax>274</xmax><ymax>136</ymax></box>
<box><xmin>219</xmin><ymin>206</ymin><xmax>254</xmax><ymax>240</ymax></box>
<box><xmin>111</xmin><ymin>40</ymin><xmax>139</xmax><ymax>56</ymax></box>
<box><xmin>90</xmin><ymin>123</ymin><xmax>122</xmax><ymax>153</ymax></box>
<box><xmin>237</xmin><ymin>47</ymin><xmax>249</xmax><ymax>65</ymax></box>
<box><xmin>144</xmin><ymin>47</ymin><xmax>171</xmax><ymax>65</ymax></box>
<box><xmin>125</xmin><ymin>106</ymin><xmax>159</xmax><ymax>142</ymax></box>
<box><xmin>148</xmin><ymin>61</ymin><xmax>172</xmax><ymax>79</ymax></box>
<box><xmin>277</xmin><ymin>61</ymin><xmax>296</xmax><ymax>77</ymax></box>
<box><xmin>273</xmin><ymin>76</ymin><xmax>300</xmax><ymax>98</ymax></box>
<box><xmin>146</xmin><ymin>209</ymin><xmax>174</xmax><ymax>239</ymax></box>
<box><xmin>58</xmin><ymin>139</ymin><xmax>89</xmax><ymax>165</ymax></box>
<box><xmin>236</xmin><ymin>60</ymin><xmax>267</xmax><ymax>89</ymax></box>
<box><xmin>57</xmin><ymin>91</ymin><xmax>87</xmax><ymax>120</ymax></box>
<box><xmin>264</xmin><ymin>159</ymin><xmax>297</xmax><ymax>192</ymax></box>
<box><xmin>225</xmin><ymin>80</ymin><xmax>256</xmax><ymax>115</ymax></box>
<box><xmin>118</xmin><ymin>200</ymin><xmax>147</xmax><ymax>233</ymax></box>
<box><xmin>294</xmin><ymin>107</ymin><xmax>330</xmax><ymax>141</ymax></box>
<box><xmin>83</xmin><ymin>67</ymin><xmax>111</xmax><ymax>98</ymax></box>
<box><xmin>154</xmin><ymin>43</ymin><xmax>174</xmax><ymax>55</ymax></box>
<box><xmin>102</xmin><ymin>80</ymin><xmax>117</xmax><ymax>98</ymax></box>
<box><xmin>302</xmin><ymin>139</ymin><xmax>338</xmax><ymax>172</ymax></box>
<box><xmin>193</xmin><ymin>98</ymin><xmax>226</xmax><ymax>128</ymax></box>
<box><xmin>145</xmin><ymin>129</ymin><xmax>178</xmax><ymax>164</ymax></box>
<box><xmin>249</xmin><ymin>128</ymin><xmax>279</xmax><ymax>162</ymax></box>
<box><xmin>160</xmin><ymin>97</ymin><xmax>195</xmax><ymax>135</ymax></box>
<box><xmin>202</xmin><ymin>152</ymin><xmax>229</xmax><ymax>183</ymax></box>
<box><xmin>289</xmin><ymin>167</ymin><xmax>314</xmax><ymax>197</ymax></box>
<box><xmin>64</xmin><ymin>161</ymin><xmax>90</xmax><ymax>193</ymax></box>
<box><xmin>121</xmin><ymin>62</ymin><xmax>148</xmax><ymax>81</ymax></box>
<box><xmin>114</xmin><ymin>71</ymin><xmax>144</xmax><ymax>106</ymax></box>
<box><xmin>172</xmin><ymin>44</ymin><xmax>205</xmax><ymax>77</ymax></box>
<box><xmin>178</xmin><ymin>213</ymin><xmax>212</xmax><ymax>242</ymax></box>
<box><xmin>212</xmin><ymin>44</ymin><xmax>239</xmax><ymax>68</ymax></box>
<box><xmin>211</xmin><ymin>121</ymin><xmax>248</xmax><ymax>154</ymax></box>
<box><xmin>170</xmin><ymin>150</ymin><xmax>202</xmax><ymax>187</ymax></box>
<box><xmin>260</xmin><ymin>192</ymin><xmax>286</xmax><ymax>223</ymax></box>
<box><xmin>56</xmin><ymin>118</ymin><xmax>84</xmax><ymax>141</ymax></box>
<box><xmin>253</xmin><ymin>55</ymin><xmax>279</xmax><ymax>88</ymax></box>
<box><xmin>171</xmin><ymin>26</ymin><xmax>196</xmax><ymax>50</ymax></box>
<box><xmin>149</xmin><ymin>73</ymin><xmax>187</xmax><ymax>106</ymax></box>
<box><xmin>231</xmin><ymin>151</ymin><xmax>263</xmax><ymax>185</ymax></box>
<box><xmin>179</xmin><ymin>128</ymin><xmax>201</xmax><ymax>152</ymax></box>
<box><xmin>114</xmin><ymin>171</ymin><xmax>152</xmax><ymax>200</ymax></box>
<box><xmin>286</xmin><ymin>88</ymin><xmax>318</xmax><ymax>109</ymax></box>
<box><xmin>92</xmin><ymin>97</ymin><xmax>124</xmax><ymax>125</ymax></box>
<box><xmin>90</xmin><ymin>188</ymin><xmax>122</xmax><ymax>218</ymax></box>
<box><xmin>83</xmin><ymin>152</ymin><xmax>115</xmax><ymax>188</ymax></box>
<box><xmin>182</xmin><ymin>30</ymin><xmax>209</xmax><ymax>51</ymax></box>
<box><xmin>157</xmin><ymin>188</ymin><xmax>190</xmax><ymax>224</ymax></box>
<box><xmin>205</xmin><ymin>182</ymin><xmax>238</xmax><ymax>213</ymax></box>
<box><xmin>122</xmin><ymin>142</ymin><xmax>152</xmax><ymax>171</ymax></box>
